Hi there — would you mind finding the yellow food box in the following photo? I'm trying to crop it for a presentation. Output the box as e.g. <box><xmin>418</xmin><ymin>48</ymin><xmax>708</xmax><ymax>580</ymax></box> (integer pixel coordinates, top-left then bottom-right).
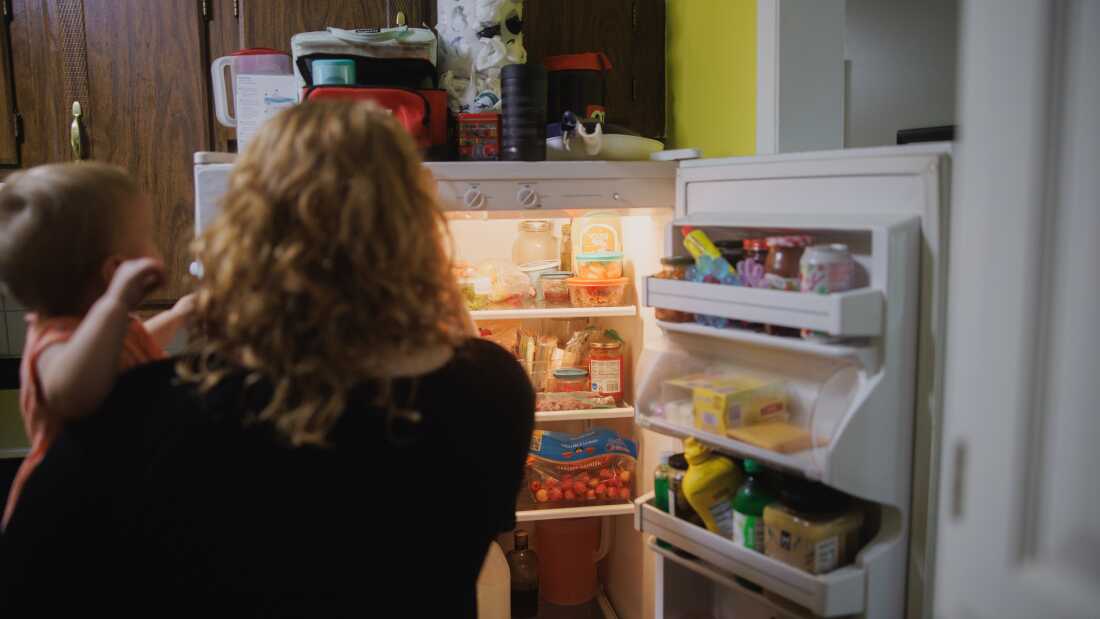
<box><xmin>688</xmin><ymin>376</ymin><xmax>788</xmax><ymax>435</ymax></box>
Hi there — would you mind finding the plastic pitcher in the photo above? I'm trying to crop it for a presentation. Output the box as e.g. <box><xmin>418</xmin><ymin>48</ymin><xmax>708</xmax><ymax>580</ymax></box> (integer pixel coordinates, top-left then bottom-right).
<box><xmin>211</xmin><ymin>48</ymin><xmax>293</xmax><ymax>128</ymax></box>
<box><xmin>535</xmin><ymin>518</ymin><xmax>607</xmax><ymax>606</ymax></box>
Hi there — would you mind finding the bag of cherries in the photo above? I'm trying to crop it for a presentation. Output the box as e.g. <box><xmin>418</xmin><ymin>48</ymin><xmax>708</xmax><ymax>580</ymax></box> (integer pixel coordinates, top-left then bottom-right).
<box><xmin>524</xmin><ymin>428</ymin><xmax>637</xmax><ymax>506</ymax></box>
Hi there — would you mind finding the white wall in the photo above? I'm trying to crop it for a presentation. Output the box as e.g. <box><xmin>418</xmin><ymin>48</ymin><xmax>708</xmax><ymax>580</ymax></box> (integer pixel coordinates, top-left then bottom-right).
<box><xmin>844</xmin><ymin>0</ymin><xmax>959</xmax><ymax>148</ymax></box>
<box><xmin>757</xmin><ymin>0</ymin><xmax>846</xmax><ymax>155</ymax></box>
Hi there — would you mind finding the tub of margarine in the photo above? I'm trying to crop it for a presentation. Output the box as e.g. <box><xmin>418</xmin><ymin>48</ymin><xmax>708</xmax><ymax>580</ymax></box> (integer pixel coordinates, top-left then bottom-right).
<box><xmin>763</xmin><ymin>479</ymin><xmax>864</xmax><ymax>574</ymax></box>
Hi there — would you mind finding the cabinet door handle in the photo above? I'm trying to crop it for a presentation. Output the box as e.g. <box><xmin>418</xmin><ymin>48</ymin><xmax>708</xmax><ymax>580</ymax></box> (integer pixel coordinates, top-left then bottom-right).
<box><xmin>70</xmin><ymin>100</ymin><xmax>84</xmax><ymax>160</ymax></box>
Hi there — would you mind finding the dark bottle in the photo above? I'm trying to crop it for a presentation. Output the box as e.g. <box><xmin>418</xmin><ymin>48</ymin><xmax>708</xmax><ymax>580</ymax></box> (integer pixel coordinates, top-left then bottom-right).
<box><xmin>501</xmin><ymin>63</ymin><xmax>548</xmax><ymax>161</ymax></box>
<box><xmin>507</xmin><ymin>530</ymin><xmax>539</xmax><ymax>618</ymax></box>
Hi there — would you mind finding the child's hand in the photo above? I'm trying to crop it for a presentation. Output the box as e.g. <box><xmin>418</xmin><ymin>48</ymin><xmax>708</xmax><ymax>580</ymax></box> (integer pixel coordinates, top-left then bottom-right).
<box><xmin>107</xmin><ymin>258</ymin><xmax>165</xmax><ymax>310</ymax></box>
<box><xmin>172</xmin><ymin>293</ymin><xmax>196</xmax><ymax>319</ymax></box>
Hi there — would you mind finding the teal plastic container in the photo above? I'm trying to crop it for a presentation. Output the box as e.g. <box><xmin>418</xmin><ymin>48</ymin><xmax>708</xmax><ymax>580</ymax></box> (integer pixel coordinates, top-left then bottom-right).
<box><xmin>312</xmin><ymin>59</ymin><xmax>356</xmax><ymax>85</ymax></box>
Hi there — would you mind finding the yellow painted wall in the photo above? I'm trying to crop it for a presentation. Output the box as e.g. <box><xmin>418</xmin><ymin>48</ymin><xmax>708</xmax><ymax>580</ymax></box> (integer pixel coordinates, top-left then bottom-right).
<box><xmin>667</xmin><ymin>0</ymin><xmax>757</xmax><ymax>157</ymax></box>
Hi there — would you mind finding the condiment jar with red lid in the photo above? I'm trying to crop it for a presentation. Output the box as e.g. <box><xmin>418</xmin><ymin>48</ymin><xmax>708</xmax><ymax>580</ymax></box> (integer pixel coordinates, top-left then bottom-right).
<box><xmin>763</xmin><ymin>235</ymin><xmax>813</xmax><ymax>291</ymax></box>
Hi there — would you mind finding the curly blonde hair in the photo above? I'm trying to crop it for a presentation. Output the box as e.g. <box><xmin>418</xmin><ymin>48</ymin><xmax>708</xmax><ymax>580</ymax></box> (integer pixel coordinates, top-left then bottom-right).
<box><xmin>186</xmin><ymin>101</ymin><xmax>466</xmax><ymax>445</ymax></box>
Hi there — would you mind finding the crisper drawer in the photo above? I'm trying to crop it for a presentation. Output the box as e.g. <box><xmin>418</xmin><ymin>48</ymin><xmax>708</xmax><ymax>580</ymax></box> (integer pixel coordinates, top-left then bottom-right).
<box><xmin>644</xmin><ymin>278</ymin><xmax>884</xmax><ymax>337</ymax></box>
<box><xmin>635</xmin><ymin>496</ymin><xmax>865</xmax><ymax>617</ymax></box>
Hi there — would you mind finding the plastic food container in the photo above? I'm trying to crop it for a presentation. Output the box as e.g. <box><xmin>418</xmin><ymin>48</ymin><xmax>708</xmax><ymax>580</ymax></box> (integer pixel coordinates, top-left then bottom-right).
<box><xmin>574</xmin><ymin>252</ymin><xmax>624</xmax><ymax>280</ymax></box>
<box><xmin>566</xmin><ymin>277</ymin><xmax>629</xmax><ymax>307</ymax></box>
<box><xmin>540</xmin><ymin>271</ymin><xmax>572</xmax><ymax>307</ymax></box>
<box><xmin>551</xmin><ymin>367</ymin><xmax>589</xmax><ymax>392</ymax></box>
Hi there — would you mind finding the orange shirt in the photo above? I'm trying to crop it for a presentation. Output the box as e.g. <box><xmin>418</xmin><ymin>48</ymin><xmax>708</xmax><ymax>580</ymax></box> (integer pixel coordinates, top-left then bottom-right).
<box><xmin>1</xmin><ymin>314</ymin><xmax>165</xmax><ymax>529</ymax></box>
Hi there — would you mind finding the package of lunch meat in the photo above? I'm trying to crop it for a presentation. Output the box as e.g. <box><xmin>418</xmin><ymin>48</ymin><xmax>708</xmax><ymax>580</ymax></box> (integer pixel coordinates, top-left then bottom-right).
<box><xmin>535</xmin><ymin>392</ymin><xmax>617</xmax><ymax>412</ymax></box>
<box><xmin>524</xmin><ymin>428</ymin><xmax>637</xmax><ymax>506</ymax></box>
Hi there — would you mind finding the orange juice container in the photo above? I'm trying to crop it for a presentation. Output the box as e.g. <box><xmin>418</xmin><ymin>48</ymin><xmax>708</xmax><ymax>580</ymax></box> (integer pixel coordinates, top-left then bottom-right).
<box><xmin>573</xmin><ymin>211</ymin><xmax>623</xmax><ymax>258</ymax></box>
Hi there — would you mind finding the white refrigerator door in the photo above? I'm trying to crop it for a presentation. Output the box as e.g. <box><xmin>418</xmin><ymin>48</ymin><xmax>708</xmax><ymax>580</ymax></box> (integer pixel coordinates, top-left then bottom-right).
<box><xmin>934</xmin><ymin>2</ymin><xmax>1100</xmax><ymax>618</ymax></box>
<box><xmin>639</xmin><ymin>141</ymin><xmax>951</xmax><ymax>619</ymax></box>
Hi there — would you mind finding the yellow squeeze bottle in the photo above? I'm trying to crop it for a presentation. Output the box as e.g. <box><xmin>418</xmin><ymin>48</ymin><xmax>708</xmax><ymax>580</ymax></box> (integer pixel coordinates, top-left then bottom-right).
<box><xmin>680</xmin><ymin>226</ymin><xmax>723</xmax><ymax>261</ymax></box>
<box><xmin>681</xmin><ymin>226</ymin><xmax>736</xmax><ymax>282</ymax></box>
<box><xmin>682</xmin><ymin>438</ymin><xmax>743</xmax><ymax>538</ymax></box>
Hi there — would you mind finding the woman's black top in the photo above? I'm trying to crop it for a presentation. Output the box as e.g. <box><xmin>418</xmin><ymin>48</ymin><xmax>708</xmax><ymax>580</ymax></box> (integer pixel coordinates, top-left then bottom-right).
<box><xmin>0</xmin><ymin>339</ymin><xmax>534</xmax><ymax>618</ymax></box>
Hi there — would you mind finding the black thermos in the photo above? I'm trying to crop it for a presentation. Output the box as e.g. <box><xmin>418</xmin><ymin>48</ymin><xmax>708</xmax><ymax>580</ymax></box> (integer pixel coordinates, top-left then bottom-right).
<box><xmin>501</xmin><ymin>64</ymin><xmax>547</xmax><ymax>161</ymax></box>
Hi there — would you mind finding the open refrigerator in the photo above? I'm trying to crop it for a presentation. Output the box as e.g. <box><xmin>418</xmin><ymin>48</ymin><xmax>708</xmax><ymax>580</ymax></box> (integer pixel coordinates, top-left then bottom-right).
<box><xmin>194</xmin><ymin>143</ymin><xmax>950</xmax><ymax>619</ymax></box>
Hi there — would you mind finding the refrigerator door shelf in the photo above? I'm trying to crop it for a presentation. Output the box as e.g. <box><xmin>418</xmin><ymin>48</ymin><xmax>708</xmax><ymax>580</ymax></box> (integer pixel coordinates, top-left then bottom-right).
<box><xmin>655</xmin><ymin>320</ymin><xmax>880</xmax><ymax>373</ymax></box>
<box><xmin>636</xmin><ymin>498</ymin><xmax>865</xmax><ymax>617</ymax></box>
<box><xmin>516</xmin><ymin>502</ymin><xmax>634</xmax><ymax>523</ymax></box>
<box><xmin>636</xmin><ymin>415</ymin><xmax>823</xmax><ymax>483</ymax></box>
<box><xmin>646</xmin><ymin>539</ymin><xmax>814</xmax><ymax>619</ymax></box>
<box><xmin>645</xmin><ymin>279</ymin><xmax>884</xmax><ymax>338</ymax></box>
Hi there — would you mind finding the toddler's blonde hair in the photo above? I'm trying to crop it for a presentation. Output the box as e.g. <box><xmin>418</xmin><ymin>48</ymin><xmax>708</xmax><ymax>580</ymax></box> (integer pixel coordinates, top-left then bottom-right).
<box><xmin>0</xmin><ymin>162</ymin><xmax>140</xmax><ymax>316</ymax></box>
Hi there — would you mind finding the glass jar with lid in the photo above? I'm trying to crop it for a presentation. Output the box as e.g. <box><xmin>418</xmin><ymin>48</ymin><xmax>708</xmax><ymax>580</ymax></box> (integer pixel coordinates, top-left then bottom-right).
<box><xmin>551</xmin><ymin>367</ymin><xmax>589</xmax><ymax>393</ymax></box>
<box><xmin>763</xmin><ymin>235</ymin><xmax>813</xmax><ymax>336</ymax></box>
<box><xmin>512</xmin><ymin>220</ymin><xmax>559</xmax><ymax>267</ymax></box>
<box><xmin>539</xmin><ymin>271</ymin><xmax>572</xmax><ymax>307</ymax></box>
<box><xmin>588</xmin><ymin>335</ymin><xmax>624</xmax><ymax>404</ymax></box>
<box><xmin>763</xmin><ymin>235</ymin><xmax>813</xmax><ymax>291</ymax></box>
<box><xmin>653</xmin><ymin>255</ymin><xmax>694</xmax><ymax>323</ymax></box>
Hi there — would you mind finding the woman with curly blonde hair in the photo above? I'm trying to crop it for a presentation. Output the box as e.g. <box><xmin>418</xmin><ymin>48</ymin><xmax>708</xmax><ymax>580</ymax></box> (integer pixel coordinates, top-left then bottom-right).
<box><xmin>1</xmin><ymin>101</ymin><xmax>535</xmax><ymax>618</ymax></box>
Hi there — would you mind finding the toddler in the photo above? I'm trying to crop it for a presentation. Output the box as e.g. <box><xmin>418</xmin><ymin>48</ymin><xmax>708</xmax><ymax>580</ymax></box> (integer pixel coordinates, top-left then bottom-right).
<box><xmin>0</xmin><ymin>162</ymin><xmax>192</xmax><ymax>528</ymax></box>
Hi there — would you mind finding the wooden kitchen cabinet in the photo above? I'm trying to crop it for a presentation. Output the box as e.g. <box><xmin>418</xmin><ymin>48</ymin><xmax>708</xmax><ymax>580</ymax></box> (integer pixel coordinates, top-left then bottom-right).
<box><xmin>6</xmin><ymin>0</ymin><xmax>210</xmax><ymax>302</ymax></box>
<box><xmin>237</xmin><ymin>0</ymin><xmax>430</xmax><ymax>50</ymax></box>
<box><xmin>232</xmin><ymin>0</ymin><xmax>665</xmax><ymax>137</ymax></box>
<box><xmin>0</xmin><ymin>5</ymin><xmax>19</xmax><ymax>166</ymax></box>
<box><xmin>82</xmin><ymin>0</ymin><xmax>210</xmax><ymax>302</ymax></box>
<box><xmin>0</xmin><ymin>0</ymin><xmax>664</xmax><ymax>303</ymax></box>
<box><xmin>523</xmin><ymin>0</ymin><xmax>665</xmax><ymax>138</ymax></box>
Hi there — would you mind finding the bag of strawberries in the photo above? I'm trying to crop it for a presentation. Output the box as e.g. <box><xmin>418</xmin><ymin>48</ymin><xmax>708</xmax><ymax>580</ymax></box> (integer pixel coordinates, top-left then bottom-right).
<box><xmin>523</xmin><ymin>428</ymin><xmax>637</xmax><ymax>507</ymax></box>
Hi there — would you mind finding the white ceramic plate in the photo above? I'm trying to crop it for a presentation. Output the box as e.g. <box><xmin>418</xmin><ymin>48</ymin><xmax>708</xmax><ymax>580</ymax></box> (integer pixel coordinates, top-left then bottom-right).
<box><xmin>546</xmin><ymin>135</ymin><xmax>665</xmax><ymax>161</ymax></box>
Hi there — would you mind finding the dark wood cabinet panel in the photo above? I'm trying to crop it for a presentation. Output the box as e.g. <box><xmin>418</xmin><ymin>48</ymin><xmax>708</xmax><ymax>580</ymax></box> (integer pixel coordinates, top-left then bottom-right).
<box><xmin>82</xmin><ymin>0</ymin><xmax>211</xmax><ymax>301</ymax></box>
<box><xmin>240</xmin><ymin>0</ymin><xmax>429</xmax><ymax>52</ymax></box>
<box><xmin>8</xmin><ymin>0</ymin><xmax>70</xmax><ymax>167</ymax></box>
<box><xmin>0</xmin><ymin>10</ymin><xmax>19</xmax><ymax>166</ymax></box>
<box><xmin>207</xmin><ymin>0</ymin><xmax>241</xmax><ymax>152</ymax></box>
<box><xmin>523</xmin><ymin>0</ymin><xmax>665</xmax><ymax>138</ymax></box>
<box><xmin>632</xmin><ymin>0</ymin><xmax>666</xmax><ymax>138</ymax></box>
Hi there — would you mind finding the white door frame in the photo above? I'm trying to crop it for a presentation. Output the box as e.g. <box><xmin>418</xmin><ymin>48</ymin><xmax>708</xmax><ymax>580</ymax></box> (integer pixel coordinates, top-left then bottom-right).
<box><xmin>934</xmin><ymin>1</ymin><xmax>1100</xmax><ymax>617</ymax></box>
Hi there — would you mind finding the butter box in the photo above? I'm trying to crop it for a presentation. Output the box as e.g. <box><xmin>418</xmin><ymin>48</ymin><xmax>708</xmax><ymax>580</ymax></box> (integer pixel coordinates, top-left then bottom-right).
<box><xmin>689</xmin><ymin>376</ymin><xmax>788</xmax><ymax>435</ymax></box>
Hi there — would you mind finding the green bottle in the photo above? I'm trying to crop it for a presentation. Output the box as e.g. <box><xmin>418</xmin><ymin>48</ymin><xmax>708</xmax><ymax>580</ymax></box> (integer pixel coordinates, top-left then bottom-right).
<box><xmin>732</xmin><ymin>459</ymin><xmax>774</xmax><ymax>552</ymax></box>
<box><xmin>654</xmin><ymin>451</ymin><xmax>672</xmax><ymax>548</ymax></box>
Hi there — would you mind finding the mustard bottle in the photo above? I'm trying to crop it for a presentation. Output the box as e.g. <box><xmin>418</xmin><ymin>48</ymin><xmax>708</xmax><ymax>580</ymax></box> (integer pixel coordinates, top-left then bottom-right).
<box><xmin>682</xmin><ymin>438</ymin><xmax>743</xmax><ymax>538</ymax></box>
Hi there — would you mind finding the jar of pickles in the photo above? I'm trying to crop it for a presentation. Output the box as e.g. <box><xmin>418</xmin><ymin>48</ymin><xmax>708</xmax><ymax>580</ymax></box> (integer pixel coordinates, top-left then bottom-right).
<box><xmin>653</xmin><ymin>255</ymin><xmax>694</xmax><ymax>323</ymax></box>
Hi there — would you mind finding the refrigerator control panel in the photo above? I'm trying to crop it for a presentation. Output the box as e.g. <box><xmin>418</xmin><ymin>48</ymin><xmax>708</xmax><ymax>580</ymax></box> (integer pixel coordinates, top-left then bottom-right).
<box><xmin>435</xmin><ymin>177</ymin><xmax>675</xmax><ymax>211</ymax></box>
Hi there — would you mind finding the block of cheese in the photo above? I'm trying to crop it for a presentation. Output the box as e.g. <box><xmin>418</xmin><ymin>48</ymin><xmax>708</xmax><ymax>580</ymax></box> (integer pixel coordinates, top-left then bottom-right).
<box><xmin>726</xmin><ymin>421</ymin><xmax>822</xmax><ymax>454</ymax></box>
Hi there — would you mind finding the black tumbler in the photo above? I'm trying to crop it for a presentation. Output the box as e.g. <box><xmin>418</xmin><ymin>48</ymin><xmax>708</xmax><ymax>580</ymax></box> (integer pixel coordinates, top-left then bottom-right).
<box><xmin>501</xmin><ymin>64</ymin><xmax>547</xmax><ymax>161</ymax></box>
